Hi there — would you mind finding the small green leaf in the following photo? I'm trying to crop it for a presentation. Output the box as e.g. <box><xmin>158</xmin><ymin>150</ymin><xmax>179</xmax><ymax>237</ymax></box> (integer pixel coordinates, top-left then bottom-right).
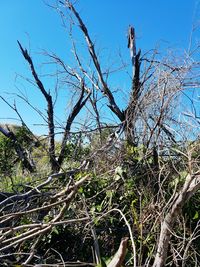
<box><xmin>78</xmin><ymin>187</ymin><xmax>83</xmax><ymax>193</ymax></box>
<box><xmin>52</xmin><ymin>226</ymin><xmax>59</xmax><ymax>235</ymax></box>
<box><xmin>193</xmin><ymin>211</ymin><xmax>199</xmax><ymax>220</ymax></box>
<box><xmin>96</xmin><ymin>204</ymin><xmax>102</xmax><ymax>212</ymax></box>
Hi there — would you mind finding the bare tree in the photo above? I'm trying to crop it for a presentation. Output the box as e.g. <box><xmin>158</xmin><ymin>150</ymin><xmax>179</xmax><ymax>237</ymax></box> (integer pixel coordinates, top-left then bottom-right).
<box><xmin>17</xmin><ymin>41</ymin><xmax>91</xmax><ymax>172</ymax></box>
<box><xmin>1</xmin><ymin>1</ymin><xmax>200</xmax><ymax>266</ymax></box>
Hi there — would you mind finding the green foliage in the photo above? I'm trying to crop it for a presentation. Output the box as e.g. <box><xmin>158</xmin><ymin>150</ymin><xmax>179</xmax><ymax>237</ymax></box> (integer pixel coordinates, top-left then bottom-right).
<box><xmin>1</xmin><ymin>124</ymin><xmax>200</xmax><ymax>266</ymax></box>
<box><xmin>0</xmin><ymin>133</ymin><xmax>15</xmax><ymax>177</ymax></box>
<box><xmin>96</xmin><ymin>258</ymin><xmax>107</xmax><ymax>267</ymax></box>
<box><xmin>62</xmin><ymin>135</ymin><xmax>90</xmax><ymax>160</ymax></box>
<box><xmin>0</xmin><ymin>125</ymin><xmax>35</xmax><ymax>177</ymax></box>
<box><xmin>0</xmin><ymin>125</ymin><xmax>38</xmax><ymax>191</ymax></box>
<box><xmin>15</xmin><ymin>125</ymin><xmax>34</xmax><ymax>148</ymax></box>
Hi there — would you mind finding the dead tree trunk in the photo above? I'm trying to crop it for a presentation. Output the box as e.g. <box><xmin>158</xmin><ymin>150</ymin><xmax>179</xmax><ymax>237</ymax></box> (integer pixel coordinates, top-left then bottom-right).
<box><xmin>153</xmin><ymin>172</ymin><xmax>200</xmax><ymax>267</ymax></box>
<box><xmin>125</xmin><ymin>26</ymin><xmax>141</xmax><ymax>145</ymax></box>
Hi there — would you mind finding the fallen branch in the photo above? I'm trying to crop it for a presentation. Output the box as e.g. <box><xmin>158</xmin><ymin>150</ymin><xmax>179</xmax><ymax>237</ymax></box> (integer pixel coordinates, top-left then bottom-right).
<box><xmin>107</xmin><ymin>237</ymin><xmax>129</xmax><ymax>267</ymax></box>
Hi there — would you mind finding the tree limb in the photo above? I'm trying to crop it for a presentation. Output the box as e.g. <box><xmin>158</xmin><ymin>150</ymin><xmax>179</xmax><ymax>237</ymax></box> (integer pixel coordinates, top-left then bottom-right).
<box><xmin>17</xmin><ymin>41</ymin><xmax>57</xmax><ymax>172</ymax></box>
<box><xmin>153</xmin><ymin>172</ymin><xmax>200</xmax><ymax>267</ymax></box>
<box><xmin>107</xmin><ymin>237</ymin><xmax>129</xmax><ymax>267</ymax></box>
<box><xmin>65</xmin><ymin>1</ymin><xmax>125</xmax><ymax>122</ymax></box>
<box><xmin>57</xmin><ymin>80</ymin><xmax>91</xmax><ymax>169</ymax></box>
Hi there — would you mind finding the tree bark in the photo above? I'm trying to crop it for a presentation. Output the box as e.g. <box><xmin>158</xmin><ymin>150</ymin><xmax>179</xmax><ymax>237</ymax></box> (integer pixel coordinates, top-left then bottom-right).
<box><xmin>18</xmin><ymin>41</ymin><xmax>58</xmax><ymax>172</ymax></box>
<box><xmin>108</xmin><ymin>237</ymin><xmax>129</xmax><ymax>267</ymax></box>
<box><xmin>153</xmin><ymin>173</ymin><xmax>200</xmax><ymax>267</ymax></box>
<box><xmin>125</xmin><ymin>26</ymin><xmax>141</xmax><ymax>145</ymax></box>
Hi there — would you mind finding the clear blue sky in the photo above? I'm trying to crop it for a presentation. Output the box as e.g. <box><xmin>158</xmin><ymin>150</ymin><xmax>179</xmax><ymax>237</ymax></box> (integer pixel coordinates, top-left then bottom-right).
<box><xmin>0</xmin><ymin>0</ymin><xmax>198</xmax><ymax>134</ymax></box>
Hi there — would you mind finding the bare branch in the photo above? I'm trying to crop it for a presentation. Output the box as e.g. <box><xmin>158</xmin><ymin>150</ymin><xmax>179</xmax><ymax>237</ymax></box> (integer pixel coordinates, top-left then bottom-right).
<box><xmin>17</xmin><ymin>41</ymin><xmax>57</xmax><ymax>171</ymax></box>
<box><xmin>64</xmin><ymin>1</ymin><xmax>125</xmax><ymax>122</ymax></box>
<box><xmin>153</xmin><ymin>172</ymin><xmax>200</xmax><ymax>267</ymax></box>
<box><xmin>57</xmin><ymin>81</ymin><xmax>91</xmax><ymax>168</ymax></box>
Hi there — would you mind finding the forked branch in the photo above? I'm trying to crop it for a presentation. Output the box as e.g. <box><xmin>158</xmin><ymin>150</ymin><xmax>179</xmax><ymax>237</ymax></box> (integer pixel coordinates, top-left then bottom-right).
<box><xmin>64</xmin><ymin>0</ymin><xmax>125</xmax><ymax>122</ymax></box>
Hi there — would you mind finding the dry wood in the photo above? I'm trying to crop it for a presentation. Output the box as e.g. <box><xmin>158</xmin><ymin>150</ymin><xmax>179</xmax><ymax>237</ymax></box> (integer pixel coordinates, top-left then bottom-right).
<box><xmin>107</xmin><ymin>237</ymin><xmax>129</xmax><ymax>267</ymax></box>
<box><xmin>153</xmin><ymin>173</ymin><xmax>200</xmax><ymax>267</ymax></box>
